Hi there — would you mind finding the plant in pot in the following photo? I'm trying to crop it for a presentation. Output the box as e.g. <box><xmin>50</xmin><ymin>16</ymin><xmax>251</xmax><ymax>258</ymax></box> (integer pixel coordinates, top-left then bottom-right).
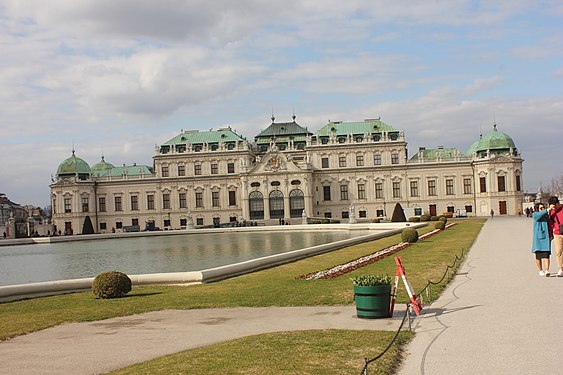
<box><xmin>351</xmin><ymin>274</ymin><xmax>392</xmax><ymax>319</ymax></box>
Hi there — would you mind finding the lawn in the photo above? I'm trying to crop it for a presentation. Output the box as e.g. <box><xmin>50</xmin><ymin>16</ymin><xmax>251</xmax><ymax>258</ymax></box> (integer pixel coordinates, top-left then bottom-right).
<box><xmin>0</xmin><ymin>219</ymin><xmax>485</xmax><ymax>374</ymax></box>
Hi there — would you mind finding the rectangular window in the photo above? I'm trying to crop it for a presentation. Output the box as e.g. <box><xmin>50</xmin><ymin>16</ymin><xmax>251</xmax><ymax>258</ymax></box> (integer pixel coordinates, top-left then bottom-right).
<box><xmin>132</xmin><ymin>218</ymin><xmax>139</xmax><ymax>226</ymax></box>
<box><xmin>194</xmin><ymin>164</ymin><xmax>202</xmax><ymax>175</ymax></box>
<box><xmin>323</xmin><ymin>186</ymin><xmax>331</xmax><ymax>201</ymax></box>
<box><xmin>163</xmin><ymin>219</ymin><xmax>171</xmax><ymax>227</ymax></box>
<box><xmin>179</xmin><ymin>192</ymin><xmax>187</xmax><ymax>209</ymax></box>
<box><xmin>516</xmin><ymin>175</ymin><xmax>521</xmax><ymax>192</ymax></box>
<box><xmin>212</xmin><ymin>191</ymin><xmax>220</xmax><ymax>207</ymax></box>
<box><xmin>374</xmin><ymin>154</ymin><xmax>381</xmax><ymax>165</ymax></box>
<box><xmin>340</xmin><ymin>185</ymin><xmax>349</xmax><ymax>200</ymax></box>
<box><xmin>195</xmin><ymin>192</ymin><xmax>203</xmax><ymax>208</ymax></box>
<box><xmin>130</xmin><ymin>195</ymin><xmax>139</xmax><ymax>211</ymax></box>
<box><xmin>414</xmin><ymin>208</ymin><xmax>423</xmax><ymax>216</ymax></box>
<box><xmin>480</xmin><ymin>177</ymin><xmax>487</xmax><ymax>193</ymax></box>
<box><xmin>391</xmin><ymin>152</ymin><xmax>399</xmax><ymax>164</ymax></box>
<box><xmin>180</xmin><ymin>218</ymin><xmax>187</xmax><ymax>227</ymax></box>
<box><xmin>356</xmin><ymin>154</ymin><xmax>364</xmax><ymax>166</ymax></box>
<box><xmin>498</xmin><ymin>176</ymin><xmax>506</xmax><ymax>192</ymax></box>
<box><xmin>98</xmin><ymin>197</ymin><xmax>106</xmax><ymax>212</ymax></box>
<box><xmin>178</xmin><ymin>165</ymin><xmax>185</xmax><ymax>176</ymax></box>
<box><xmin>376</xmin><ymin>209</ymin><xmax>384</xmax><ymax>217</ymax></box>
<box><xmin>228</xmin><ymin>191</ymin><xmax>236</xmax><ymax>206</ymax></box>
<box><xmin>357</xmin><ymin>184</ymin><xmax>366</xmax><ymax>199</ymax></box>
<box><xmin>227</xmin><ymin>162</ymin><xmax>235</xmax><ymax>173</ymax></box>
<box><xmin>162</xmin><ymin>165</ymin><xmax>169</xmax><ymax>177</ymax></box>
<box><xmin>64</xmin><ymin>198</ymin><xmax>72</xmax><ymax>213</ymax></box>
<box><xmin>393</xmin><ymin>182</ymin><xmax>401</xmax><ymax>198</ymax></box>
<box><xmin>359</xmin><ymin>210</ymin><xmax>367</xmax><ymax>218</ymax></box>
<box><xmin>114</xmin><ymin>196</ymin><xmax>122</xmax><ymax>211</ymax></box>
<box><xmin>162</xmin><ymin>193</ymin><xmax>170</xmax><ymax>209</ymax></box>
<box><xmin>324</xmin><ymin>212</ymin><xmax>332</xmax><ymax>218</ymax></box>
<box><xmin>342</xmin><ymin>211</ymin><xmax>349</xmax><ymax>219</ymax></box>
<box><xmin>375</xmin><ymin>182</ymin><xmax>383</xmax><ymax>199</ymax></box>
<box><xmin>446</xmin><ymin>179</ymin><xmax>454</xmax><ymax>195</ymax></box>
<box><xmin>410</xmin><ymin>181</ymin><xmax>419</xmax><ymax>197</ymax></box>
<box><xmin>463</xmin><ymin>178</ymin><xmax>472</xmax><ymax>194</ymax></box>
<box><xmin>116</xmin><ymin>221</ymin><xmax>123</xmax><ymax>229</ymax></box>
<box><xmin>99</xmin><ymin>222</ymin><xmax>107</xmax><ymax>230</ymax></box>
<box><xmin>211</xmin><ymin>163</ymin><xmax>218</xmax><ymax>174</ymax></box>
<box><xmin>147</xmin><ymin>194</ymin><xmax>155</xmax><ymax>210</ymax></box>
<box><xmin>465</xmin><ymin>205</ymin><xmax>473</xmax><ymax>213</ymax></box>
<box><xmin>339</xmin><ymin>156</ymin><xmax>346</xmax><ymax>168</ymax></box>
<box><xmin>196</xmin><ymin>218</ymin><xmax>204</xmax><ymax>225</ymax></box>
<box><xmin>321</xmin><ymin>157</ymin><xmax>329</xmax><ymax>168</ymax></box>
<box><xmin>428</xmin><ymin>180</ymin><xmax>437</xmax><ymax>196</ymax></box>
<box><xmin>82</xmin><ymin>197</ymin><xmax>89</xmax><ymax>212</ymax></box>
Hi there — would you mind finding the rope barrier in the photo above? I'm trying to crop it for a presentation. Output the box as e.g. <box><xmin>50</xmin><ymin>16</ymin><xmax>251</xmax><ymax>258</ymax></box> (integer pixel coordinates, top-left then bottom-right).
<box><xmin>360</xmin><ymin>247</ymin><xmax>466</xmax><ymax>374</ymax></box>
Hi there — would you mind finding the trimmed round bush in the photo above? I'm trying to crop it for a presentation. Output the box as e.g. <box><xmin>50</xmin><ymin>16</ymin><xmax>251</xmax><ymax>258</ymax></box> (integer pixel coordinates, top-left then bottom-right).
<box><xmin>439</xmin><ymin>216</ymin><xmax>448</xmax><ymax>224</ymax></box>
<box><xmin>434</xmin><ymin>221</ymin><xmax>446</xmax><ymax>230</ymax></box>
<box><xmin>371</xmin><ymin>218</ymin><xmax>381</xmax><ymax>223</ymax></box>
<box><xmin>419</xmin><ymin>214</ymin><xmax>431</xmax><ymax>222</ymax></box>
<box><xmin>430</xmin><ymin>216</ymin><xmax>439</xmax><ymax>221</ymax></box>
<box><xmin>92</xmin><ymin>271</ymin><xmax>132</xmax><ymax>299</ymax></box>
<box><xmin>401</xmin><ymin>227</ymin><xmax>419</xmax><ymax>243</ymax></box>
<box><xmin>408</xmin><ymin>216</ymin><xmax>420</xmax><ymax>222</ymax></box>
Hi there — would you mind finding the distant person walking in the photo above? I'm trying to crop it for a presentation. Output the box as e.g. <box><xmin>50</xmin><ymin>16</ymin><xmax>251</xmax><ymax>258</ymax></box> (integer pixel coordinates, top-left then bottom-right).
<box><xmin>490</xmin><ymin>209</ymin><xmax>494</xmax><ymax>219</ymax></box>
<box><xmin>531</xmin><ymin>202</ymin><xmax>551</xmax><ymax>276</ymax></box>
<box><xmin>547</xmin><ymin>196</ymin><xmax>563</xmax><ymax>277</ymax></box>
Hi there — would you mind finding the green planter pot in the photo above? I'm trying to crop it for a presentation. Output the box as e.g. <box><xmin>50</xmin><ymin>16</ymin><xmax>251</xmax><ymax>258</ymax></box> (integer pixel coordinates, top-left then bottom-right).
<box><xmin>354</xmin><ymin>284</ymin><xmax>391</xmax><ymax>319</ymax></box>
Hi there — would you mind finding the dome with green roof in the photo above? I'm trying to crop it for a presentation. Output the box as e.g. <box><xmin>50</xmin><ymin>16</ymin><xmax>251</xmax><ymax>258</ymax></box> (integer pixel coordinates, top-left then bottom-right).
<box><xmin>91</xmin><ymin>156</ymin><xmax>115</xmax><ymax>177</ymax></box>
<box><xmin>467</xmin><ymin>124</ymin><xmax>517</xmax><ymax>157</ymax></box>
<box><xmin>56</xmin><ymin>151</ymin><xmax>91</xmax><ymax>180</ymax></box>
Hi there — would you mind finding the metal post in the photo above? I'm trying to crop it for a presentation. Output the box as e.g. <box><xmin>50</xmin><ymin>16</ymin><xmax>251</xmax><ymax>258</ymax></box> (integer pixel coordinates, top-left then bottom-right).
<box><xmin>407</xmin><ymin>304</ymin><xmax>412</xmax><ymax>331</ymax></box>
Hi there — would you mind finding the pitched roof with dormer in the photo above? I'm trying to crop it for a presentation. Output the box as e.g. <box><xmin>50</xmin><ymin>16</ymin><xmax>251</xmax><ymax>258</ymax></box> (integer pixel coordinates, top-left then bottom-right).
<box><xmin>162</xmin><ymin>127</ymin><xmax>245</xmax><ymax>146</ymax></box>
<box><xmin>315</xmin><ymin>118</ymin><xmax>397</xmax><ymax>137</ymax></box>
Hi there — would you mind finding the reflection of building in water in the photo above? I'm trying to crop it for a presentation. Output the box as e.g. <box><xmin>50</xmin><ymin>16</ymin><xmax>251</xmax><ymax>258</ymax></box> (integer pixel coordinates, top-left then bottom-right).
<box><xmin>50</xmin><ymin>117</ymin><xmax>524</xmax><ymax>234</ymax></box>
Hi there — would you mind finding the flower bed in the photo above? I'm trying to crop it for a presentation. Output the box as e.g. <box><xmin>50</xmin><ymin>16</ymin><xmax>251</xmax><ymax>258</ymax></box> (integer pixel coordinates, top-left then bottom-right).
<box><xmin>298</xmin><ymin>223</ymin><xmax>456</xmax><ymax>280</ymax></box>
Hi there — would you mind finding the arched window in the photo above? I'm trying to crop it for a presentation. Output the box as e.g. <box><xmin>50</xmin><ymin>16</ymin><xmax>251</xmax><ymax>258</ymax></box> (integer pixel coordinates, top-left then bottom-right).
<box><xmin>269</xmin><ymin>190</ymin><xmax>284</xmax><ymax>219</ymax></box>
<box><xmin>249</xmin><ymin>191</ymin><xmax>264</xmax><ymax>220</ymax></box>
<box><xmin>289</xmin><ymin>189</ymin><xmax>305</xmax><ymax>218</ymax></box>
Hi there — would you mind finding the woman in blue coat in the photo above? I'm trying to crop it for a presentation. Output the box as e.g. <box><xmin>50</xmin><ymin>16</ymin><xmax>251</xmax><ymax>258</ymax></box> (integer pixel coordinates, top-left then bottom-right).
<box><xmin>532</xmin><ymin>202</ymin><xmax>552</xmax><ymax>276</ymax></box>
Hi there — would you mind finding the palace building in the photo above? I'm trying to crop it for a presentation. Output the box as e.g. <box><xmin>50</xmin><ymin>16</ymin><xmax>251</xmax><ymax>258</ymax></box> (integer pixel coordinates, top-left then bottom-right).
<box><xmin>50</xmin><ymin>116</ymin><xmax>524</xmax><ymax>234</ymax></box>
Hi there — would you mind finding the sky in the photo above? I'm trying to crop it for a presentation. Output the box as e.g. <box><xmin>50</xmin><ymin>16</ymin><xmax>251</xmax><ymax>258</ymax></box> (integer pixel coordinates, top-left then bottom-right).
<box><xmin>1</xmin><ymin>0</ymin><xmax>562</xmax><ymax>208</ymax></box>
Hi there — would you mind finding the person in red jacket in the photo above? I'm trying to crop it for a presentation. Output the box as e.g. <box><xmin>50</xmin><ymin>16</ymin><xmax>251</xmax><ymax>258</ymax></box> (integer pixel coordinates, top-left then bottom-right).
<box><xmin>548</xmin><ymin>196</ymin><xmax>563</xmax><ymax>277</ymax></box>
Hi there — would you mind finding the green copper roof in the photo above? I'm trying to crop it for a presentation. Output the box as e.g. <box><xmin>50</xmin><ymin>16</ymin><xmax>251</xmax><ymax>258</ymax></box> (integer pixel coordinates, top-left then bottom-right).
<box><xmin>162</xmin><ymin>128</ymin><xmax>245</xmax><ymax>146</ymax></box>
<box><xmin>56</xmin><ymin>151</ymin><xmax>91</xmax><ymax>176</ymax></box>
<box><xmin>91</xmin><ymin>157</ymin><xmax>115</xmax><ymax>174</ymax></box>
<box><xmin>315</xmin><ymin>119</ymin><xmax>397</xmax><ymax>137</ymax></box>
<box><xmin>410</xmin><ymin>147</ymin><xmax>461</xmax><ymax>161</ymax></box>
<box><xmin>466</xmin><ymin>124</ymin><xmax>516</xmax><ymax>155</ymax></box>
<box><xmin>92</xmin><ymin>164</ymin><xmax>153</xmax><ymax>178</ymax></box>
<box><xmin>255</xmin><ymin>119</ymin><xmax>312</xmax><ymax>140</ymax></box>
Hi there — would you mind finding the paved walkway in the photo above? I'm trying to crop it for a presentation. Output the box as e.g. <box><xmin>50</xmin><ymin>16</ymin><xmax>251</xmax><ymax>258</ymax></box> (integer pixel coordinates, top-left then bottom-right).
<box><xmin>398</xmin><ymin>216</ymin><xmax>563</xmax><ymax>375</ymax></box>
<box><xmin>1</xmin><ymin>217</ymin><xmax>561</xmax><ymax>374</ymax></box>
<box><xmin>0</xmin><ymin>305</ymin><xmax>406</xmax><ymax>374</ymax></box>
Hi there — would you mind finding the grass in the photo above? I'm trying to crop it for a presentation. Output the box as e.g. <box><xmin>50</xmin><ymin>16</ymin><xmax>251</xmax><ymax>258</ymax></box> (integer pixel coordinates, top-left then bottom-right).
<box><xmin>0</xmin><ymin>219</ymin><xmax>485</xmax><ymax>373</ymax></box>
<box><xmin>111</xmin><ymin>330</ymin><xmax>415</xmax><ymax>375</ymax></box>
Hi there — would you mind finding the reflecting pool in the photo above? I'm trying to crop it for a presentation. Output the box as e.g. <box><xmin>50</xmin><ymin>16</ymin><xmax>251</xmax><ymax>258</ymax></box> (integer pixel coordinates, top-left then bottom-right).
<box><xmin>0</xmin><ymin>230</ymin><xmax>371</xmax><ymax>286</ymax></box>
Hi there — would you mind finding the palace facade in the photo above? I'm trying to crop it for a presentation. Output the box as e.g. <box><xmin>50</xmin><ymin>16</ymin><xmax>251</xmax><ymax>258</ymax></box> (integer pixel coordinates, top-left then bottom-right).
<box><xmin>50</xmin><ymin>117</ymin><xmax>524</xmax><ymax>234</ymax></box>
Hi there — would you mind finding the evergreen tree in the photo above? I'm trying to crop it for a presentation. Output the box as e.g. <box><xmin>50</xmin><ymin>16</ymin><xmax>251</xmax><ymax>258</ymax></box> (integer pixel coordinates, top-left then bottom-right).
<box><xmin>82</xmin><ymin>215</ymin><xmax>95</xmax><ymax>234</ymax></box>
<box><xmin>391</xmin><ymin>203</ymin><xmax>407</xmax><ymax>222</ymax></box>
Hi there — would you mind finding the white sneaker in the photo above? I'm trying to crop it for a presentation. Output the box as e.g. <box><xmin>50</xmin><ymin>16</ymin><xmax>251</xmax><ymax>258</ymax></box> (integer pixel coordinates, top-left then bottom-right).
<box><xmin>539</xmin><ymin>270</ymin><xmax>546</xmax><ymax>276</ymax></box>
<box><xmin>557</xmin><ymin>270</ymin><xmax>563</xmax><ymax>277</ymax></box>
<box><xmin>545</xmin><ymin>270</ymin><xmax>551</xmax><ymax>277</ymax></box>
